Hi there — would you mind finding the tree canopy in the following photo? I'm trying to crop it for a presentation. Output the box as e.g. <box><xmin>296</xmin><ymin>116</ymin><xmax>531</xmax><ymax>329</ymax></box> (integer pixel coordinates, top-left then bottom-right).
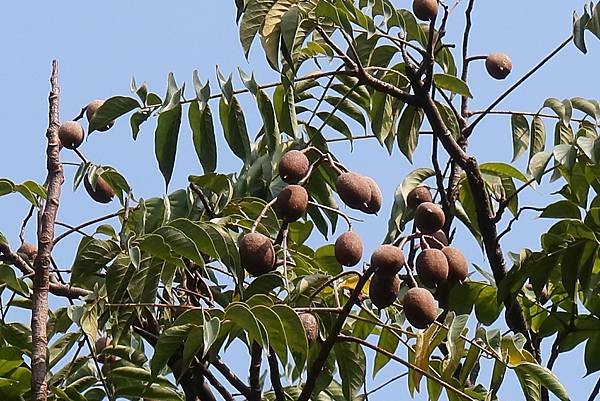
<box><xmin>2</xmin><ymin>1</ymin><xmax>600</xmax><ymax>401</ymax></box>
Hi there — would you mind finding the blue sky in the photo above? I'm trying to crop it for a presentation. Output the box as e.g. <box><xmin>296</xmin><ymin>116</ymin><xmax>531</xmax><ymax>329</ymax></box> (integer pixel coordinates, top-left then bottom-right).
<box><xmin>0</xmin><ymin>1</ymin><xmax>599</xmax><ymax>400</ymax></box>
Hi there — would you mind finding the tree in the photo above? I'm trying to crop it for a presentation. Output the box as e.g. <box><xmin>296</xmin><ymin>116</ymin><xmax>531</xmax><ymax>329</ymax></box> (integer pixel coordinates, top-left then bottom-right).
<box><xmin>1</xmin><ymin>1</ymin><xmax>600</xmax><ymax>400</ymax></box>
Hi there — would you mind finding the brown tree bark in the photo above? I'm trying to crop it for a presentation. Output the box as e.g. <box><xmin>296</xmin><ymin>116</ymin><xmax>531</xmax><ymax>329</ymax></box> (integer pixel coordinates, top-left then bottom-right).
<box><xmin>31</xmin><ymin>60</ymin><xmax>64</xmax><ymax>401</ymax></box>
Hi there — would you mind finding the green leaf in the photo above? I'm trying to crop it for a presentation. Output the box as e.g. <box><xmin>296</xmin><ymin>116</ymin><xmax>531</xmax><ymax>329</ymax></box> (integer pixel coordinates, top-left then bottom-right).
<box><xmin>474</xmin><ymin>286</ymin><xmax>502</xmax><ymax>325</ymax></box>
<box><xmin>189</xmin><ymin>101</ymin><xmax>217</xmax><ymax>173</ymax></box>
<box><xmin>150</xmin><ymin>323</ymin><xmax>194</xmax><ymax>376</ymax></box>
<box><xmin>116</xmin><ymin>385</ymin><xmax>183</xmax><ymax>401</ymax></box>
<box><xmin>514</xmin><ymin>362</ymin><xmax>570</xmax><ymax>401</ymax></box>
<box><xmin>272</xmin><ymin>304</ymin><xmax>308</xmax><ymax>370</ymax></box>
<box><xmin>219</xmin><ymin>95</ymin><xmax>251</xmax><ymax>163</ymax></box>
<box><xmin>553</xmin><ymin>144</ymin><xmax>577</xmax><ymax>170</ymax></box>
<box><xmin>480</xmin><ymin>162</ymin><xmax>528</xmax><ymax>183</ymax></box>
<box><xmin>0</xmin><ymin>265</ymin><xmax>29</xmax><ymax>296</ymax></box>
<box><xmin>529</xmin><ymin>116</ymin><xmax>546</xmax><ymax>162</ymax></box>
<box><xmin>573</xmin><ymin>10</ymin><xmax>591</xmax><ymax>53</ymax></box>
<box><xmin>373</xmin><ymin>327</ymin><xmax>399</xmax><ymax>377</ymax></box>
<box><xmin>317</xmin><ymin>112</ymin><xmax>353</xmax><ymax>143</ymax></box>
<box><xmin>48</xmin><ymin>332</ymin><xmax>80</xmax><ymax>369</ymax></box>
<box><xmin>0</xmin><ymin>179</ymin><xmax>15</xmax><ymax>196</ymax></box>
<box><xmin>371</xmin><ymin>91</ymin><xmax>394</xmax><ymax>146</ymax></box>
<box><xmin>434</xmin><ymin>101</ymin><xmax>460</xmax><ymax>138</ymax></box>
<box><xmin>528</xmin><ymin>151</ymin><xmax>552</xmax><ymax>184</ymax></box>
<box><xmin>252</xmin><ymin>305</ymin><xmax>288</xmax><ymax>367</ymax></box>
<box><xmin>89</xmin><ymin>96</ymin><xmax>140</xmax><ymax>133</ymax></box>
<box><xmin>540</xmin><ymin>200</ymin><xmax>581</xmax><ymax>219</ymax></box>
<box><xmin>240</xmin><ymin>0</ymin><xmax>276</xmax><ymax>57</ymax></box>
<box><xmin>433</xmin><ymin>74</ymin><xmax>472</xmax><ymax>98</ymax></box>
<box><xmin>155</xmin><ymin>90</ymin><xmax>183</xmax><ymax>189</ymax></box>
<box><xmin>0</xmin><ymin>347</ymin><xmax>24</xmax><ymax>376</ymax></box>
<box><xmin>334</xmin><ymin>342</ymin><xmax>366</xmax><ymax>400</ymax></box>
<box><xmin>105</xmin><ymin>254</ymin><xmax>134</xmax><ymax>303</ymax></box>
<box><xmin>585</xmin><ymin>334</ymin><xmax>600</xmax><ymax>374</ymax></box>
<box><xmin>511</xmin><ymin>114</ymin><xmax>530</xmax><ymax>162</ymax></box>
<box><xmin>324</xmin><ymin>96</ymin><xmax>367</xmax><ymax>129</ymax></box>
<box><xmin>225</xmin><ymin>302</ymin><xmax>268</xmax><ymax>348</ymax></box>
<box><xmin>397</xmin><ymin>106</ymin><xmax>424</xmax><ymax>162</ymax></box>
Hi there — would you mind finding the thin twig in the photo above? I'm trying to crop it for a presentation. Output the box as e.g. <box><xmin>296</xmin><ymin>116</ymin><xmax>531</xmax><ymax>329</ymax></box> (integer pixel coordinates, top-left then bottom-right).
<box><xmin>460</xmin><ymin>0</ymin><xmax>476</xmax><ymax>117</ymax></box>
<box><xmin>53</xmin><ymin>211</ymin><xmax>122</xmax><ymax>245</ymax></box>
<box><xmin>588</xmin><ymin>377</ymin><xmax>600</xmax><ymax>401</ymax></box>
<box><xmin>497</xmin><ymin>206</ymin><xmax>544</xmax><ymax>240</ymax></box>
<box><xmin>466</xmin><ymin>36</ymin><xmax>573</xmax><ymax>135</ymax></box>
<box><xmin>190</xmin><ymin>183</ymin><xmax>216</xmax><ymax>219</ymax></box>
<box><xmin>338</xmin><ymin>335</ymin><xmax>476</xmax><ymax>401</ymax></box>
<box><xmin>249</xmin><ymin>342</ymin><xmax>262</xmax><ymax>401</ymax></box>
<box><xmin>365</xmin><ymin>372</ymin><xmax>408</xmax><ymax>396</ymax></box>
<box><xmin>54</xmin><ymin>221</ymin><xmax>93</xmax><ymax>238</ymax></box>
<box><xmin>308</xmin><ymin>201</ymin><xmax>357</xmax><ymax>230</ymax></box>
<box><xmin>250</xmin><ymin>198</ymin><xmax>278</xmax><ymax>233</ymax></box>
<box><xmin>19</xmin><ymin>205</ymin><xmax>36</xmax><ymax>244</ymax></box>
<box><xmin>466</xmin><ymin>109</ymin><xmax>587</xmax><ymax>124</ymax></box>
<box><xmin>212</xmin><ymin>358</ymin><xmax>252</xmax><ymax>399</ymax></box>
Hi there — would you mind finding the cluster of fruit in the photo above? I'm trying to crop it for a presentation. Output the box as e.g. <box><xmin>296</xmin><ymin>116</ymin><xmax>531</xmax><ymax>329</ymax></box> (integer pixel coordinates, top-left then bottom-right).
<box><xmin>57</xmin><ymin>100</ymin><xmax>115</xmax><ymax>204</ymax></box>
<box><xmin>239</xmin><ymin>149</ymin><xmax>470</xmax><ymax>332</ymax></box>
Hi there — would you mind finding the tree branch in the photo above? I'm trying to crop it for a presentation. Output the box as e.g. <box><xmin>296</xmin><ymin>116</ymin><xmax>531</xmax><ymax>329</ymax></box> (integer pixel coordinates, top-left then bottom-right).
<box><xmin>249</xmin><ymin>342</ymin><xmax>262</xmax><ymax>401</ymax></box>
<box><xmin>53</xmin><ymin>211</ymin><xmax>122</xmax><ymax>245</ymax></box>
<box><xmin>212</xmin><ymin>358</ymin><xmax>252</xmax><ymax>399</ymax></box>
<box><xmin>31</xmin><ymin>59</ymin><xmax>64</xmax><ymax>401</ymax></box>
<box><xmin>297</xmin><ymin>265</ymin><xmax>376</xmax><ymax>401</ymax></box>
<box><xmin>267</xmin><ymin>351</ymin><xmax>285</xmax><ymax>401</ymax></box>
<box><xmin>460</xmin><ymin>0</ymin><xmax>476</xmax><ymax>117</ymax></box>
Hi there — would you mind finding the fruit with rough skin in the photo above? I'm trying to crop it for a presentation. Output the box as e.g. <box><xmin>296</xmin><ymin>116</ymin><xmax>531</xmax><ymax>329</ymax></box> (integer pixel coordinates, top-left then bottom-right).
<box><xmin>84</xmin><ymin>176</ymin><xmax>115</xmax><ymax>204</ymax></box>
<box><xmin>96</xmin><ymin>336</ymin><xmax>112</xmax><ymax>363</ymax></box>
<box><xmin>485</xmin><ymin>53</ymin><xmax>512</xmax><ymax>80</ymax></box>
<box><xmin>407</xmin><ymin>186</ymin><xmax>432</xmax><ymax>209</ymax></box>
<box><xmin>17</xmin><ymin>242</ymin><xmax>37</xmax><ymax>261</ymax></box>
<box><xmin>276</xmin><ymin>185</ymin><xmax>308</xmax><ymax>222</ymax></box>
<box><xmin>58</xmin><ymin>121</ymin><xmax>84</xmax><ymax>149</ymax></box>
<box><xmin>442</xmin><ymin>246</ymin><xmax>468</xmax><ymax>282</ymax></box>
<box><xmin>370</xmin><ymin>245</ymin><xmax>405</xmax><ymax>275</ymax></box>
<box><xmin>334</xmin><ymin>231</ymin><xmax>363</xmax><ymax>267</ymax></box>
<box><xmin>415</xmin><ymin>202</ymin><xmax>445</xmax><ymax>234</ymax></box>
<box><xmin>369</xmin><ymin>273</ymin><xmax>401</xmax><ymax>309</ymax></box>
<box><xmin>299</xmin><ymin>312</ymin><xmax>318</xmax><ymax>342</ymax></box>
<box><xmin>336</xmin><ymin>172</ymin><xmax>371</xmax><ymax>210</ymax></box>
<box><xmin>402</xmin><ymin>287</ymin><xmax>438</xmax><ymax>329</ymax></box>
<box><xmin>412</xmin><ymin>0</ymin><xmax>438</xmax><ymax>21</ymax></box>
<box><xmin>420</xmin><ymin>230</ymin><xmax>448</xmax><ymax>250</ymax></box>
<box><xmin>360</xmin><ymin>176</ymin><xmax>383</xmax><ymax>214</ymax></box>
<box><xmin>279</xmin><ymin>150</ymin><xmax>310</xmax><ymax>183</ymax></box>
<box><xmin>416</xmin><ymin>248</ymin><xmax>449</xmax><ymax>286</ymax></box>
<box><xmin>239</xmin><ymin>232</ymin><xmax>276</xmax><ymax>276</ymax></box>
<box><xmin>86</xmin><ymin>99</ymin><xmax>114</xmax><ymax>131</ymax></box>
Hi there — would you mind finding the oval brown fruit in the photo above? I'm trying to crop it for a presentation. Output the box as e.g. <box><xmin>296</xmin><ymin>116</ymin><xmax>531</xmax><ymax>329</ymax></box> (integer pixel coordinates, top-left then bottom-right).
<box><xmin>402</xmin><ymin>287</ymin><xmax>438</xmax><ymax>329</ymax></box>
<box><xmin>442</xmin><ymin>246</ymin><xmax>469</xmax><ymax>282</ymax></box>
<box><xmin>336</xmin><ymin>172</ymin><xmax>371</xmax><ymax>210</ymax></box>
<box><xmin>485</xmin><ymin>53</ymin><xmax>512</xmax><ymax>80</ymax></box>
<box><xmin>416</xmin><ymin>248</ymin><xmax>449</xmax><ymax>286</ymax></box>
<box><xmin>369</xmin><ymin>273</ymin><xmax>401</xmax><ymax>309</ymax></box>
<box><xmin>299</xmin><ymin>312</ymin><xmax>318</xmax><ymax>342</ymax></box>
<box><xmin>84</xmin><ymin>176</ymin><xmax>115</xmax><ymax>204</ymax></box>
<box><xmin>58</xmin><ymin>121</ymin><xmax>85</xmax><ymax>149</ymax></box>
<box><xmin>334</xmin><ymin>231</ymin><xmax>363</xmax><ymax>267</ymax></box>
<box><xmin>278</xmin><ymin>150</ymin><xmax>310</xmax><ymax>183</ymax></box>
<box><xmin>415</xmin><ymin>202</ymin><xmax>445</xmax><ymax>234</ymax></box>
<box><xmin>370</xmin><ymin>245</ymin><xmax>405</xmax><ymax>275</ymax></box>
<box><xmin>239</xmin><ymin>232</ymin><xmax>276</xmax><ymax>277</ymax></box>
<box><xmin>412</xmin><ymin>0</ymin><xmax>438</xmax><ymax>21</ymax></box>
<box><xmin>86</xmin><ymin>99</ymin><xmax>115</xmax><ymax>131</ymax></box>
<box><xmin>276</xmin><ymin>185</ymin><xmax>308</xmax><ymax>222</ymax></box>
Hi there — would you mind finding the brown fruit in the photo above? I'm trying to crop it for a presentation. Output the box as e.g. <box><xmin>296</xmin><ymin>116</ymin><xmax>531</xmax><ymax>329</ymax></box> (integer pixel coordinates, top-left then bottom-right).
<box><xmin>420</xmin><ymin>230</ymin><xmax>448</xmax><ymax>250</ymax></box>
<box><xmin>336</xmin><ymin>172</ymin><xmax>371</xmax><ymax>210</ymax></box>
<box><xmin>369</xmin><ymin>273</ymin><xmax>401</xmax><ymax>309</ymax></box>
<box><xmin>58</xmin><ymin>121</ymin><xmax>85</xmax><ymax>149</ymax></box>
<box><xmin>276</xmin><ymin>185</ymin><xmax>308</xmax><ymax>222</ymax></box>
<box><xmin>485</xmin><ymin>53</ymin><xmax>512</xmax><ymax>80</ymax></box>
<box><xmin>407</xmin><ymin>186</ymin><xmax>432</xmax><ymax>209</ymax></box>
<box><xmin>412</xmin><ymin>0</ymin><xmax>438</xmax><ymax>21</ymax></box>
<box><xmin>17</xmin><ymin>242</ymin><xmax>37</xmax><ymax>261</ymax></box>
<box><xmin>334</xmin><ymin>231</ymin><xmax>363</xmax><ymax>267</ymax></box>
<box><xmin>416</xmin><ymin>248</ymin><xmax>449</xmax><ymax>286</ymax></box>
<box><xmin>415</xmin><ymin>202</ymin><xmax>445</xmax><ymax>234</ymax></box>
<box><xmin>95</xmin><ymin>336</ymin><xmax>112</xmax><ymax>363</ymax></box>
<box><xmin>370</xmin><ymin>245</ymin><xmax>405</xmax><ymax>275</ymax></box>
<box><xmin>360</xmin><ymin>176</ymin><xmax>383</xmax><ymax>214</ymax></box>
<box><xmin>442</xmin><ymin>247</ymin><xmax>468</xmax><ymax>282</ymax></box>
<box><xmin>86</xmin><ymin>99</ymin><xmax>114</xmax><ymax>131</ymax></box>
<box><xmin>299</xmin><ymin>312</ymin><xmax>318</xmax><ymax>342</ymax></box>
<box><xmin>279</xmin><ymin>150</ymin><xmax>310</xmax><ymax>183</ymax></box>
<box><xmin>84</xmin><ymin>176</ymin><xmax>115</xmax><ymax>204</ymax></box>
<box><xmin>239</xmin><ymin>232</ymin><xmax>276</xmax><ymax>276</ymax></box>
<box><xmin>402</xmin><ymin>287</ymin><xmax>438</xmax><ymax>329</ymax></box>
